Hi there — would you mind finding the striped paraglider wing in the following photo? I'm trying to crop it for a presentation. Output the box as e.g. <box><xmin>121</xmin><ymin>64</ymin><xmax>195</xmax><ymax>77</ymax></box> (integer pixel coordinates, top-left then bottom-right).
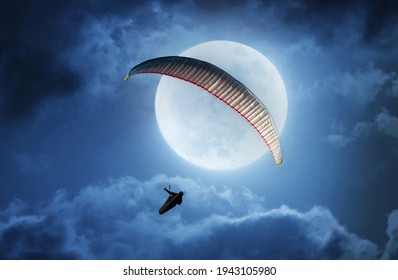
<box><xmin>125</xmin><ymin>56</ymin><xmax>282</xmax><ymax>165</ymax></box>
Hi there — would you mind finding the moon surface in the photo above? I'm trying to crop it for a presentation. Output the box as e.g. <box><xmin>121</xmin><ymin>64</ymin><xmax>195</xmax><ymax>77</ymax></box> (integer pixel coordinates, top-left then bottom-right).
<box><xmin>155</xmin><ymin>40</ymin><xmax>288</xmax><ymax>170</ymax></box>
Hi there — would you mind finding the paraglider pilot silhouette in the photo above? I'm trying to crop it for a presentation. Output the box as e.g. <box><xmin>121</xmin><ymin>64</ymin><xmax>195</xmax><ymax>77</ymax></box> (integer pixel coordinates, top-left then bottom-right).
<box><xmin>159</xmin><ymin>185</ymin><xmax>184</xmax><ymax>215</ymax></box>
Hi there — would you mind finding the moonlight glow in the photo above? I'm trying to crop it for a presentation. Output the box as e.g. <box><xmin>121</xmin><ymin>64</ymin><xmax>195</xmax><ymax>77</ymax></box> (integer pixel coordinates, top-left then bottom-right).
<box><xmin>155</xmin><ymin>41</ymin><xmax>288</xmax><ymax>169</ymax></box>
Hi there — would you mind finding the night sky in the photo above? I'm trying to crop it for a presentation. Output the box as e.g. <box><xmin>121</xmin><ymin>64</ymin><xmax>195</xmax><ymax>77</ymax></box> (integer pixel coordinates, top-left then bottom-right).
<box><xmin>1</xmin><ymin>0</ymin><xmax>398</xmax><ymax>259</ymax></box>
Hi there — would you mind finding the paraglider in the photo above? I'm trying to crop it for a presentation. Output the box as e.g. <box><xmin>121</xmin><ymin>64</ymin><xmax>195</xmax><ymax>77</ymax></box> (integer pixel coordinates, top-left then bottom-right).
<box><xmin>125</xmin><ymin>56</ymin><xmax>282</xmax><ymax>165</ymax></box>
<box><xmin>159</xmin><ymin>186</ymin><xmax>184</xmax><ymax>215</ymax></box>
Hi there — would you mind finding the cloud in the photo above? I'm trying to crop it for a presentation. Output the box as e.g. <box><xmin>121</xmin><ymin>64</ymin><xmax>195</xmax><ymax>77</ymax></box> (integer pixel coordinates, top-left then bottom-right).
<box><xmin>353</xmin><ymin>109</ymin><xmax>398</xmax><ymax>140</ymax></box>
<box><xmin>12</xmin><ymin>153</ymin><xmax>50</xmax><ymax>175</ymax></box>
<box><xmin>0</xmin><ymin>1</ymin><xmax>82</xmax><ymax>122</ymax></box>
<box><xmin>327</xmin><ymin>134</ymin><xmax>355</xmax><ymax>148</ymax></box>
<box><xmin>0</xmin><ymin>1</ymin><xmax>193</xmax><ymax>122</ymax></box>
<box><xmin>382</xmin><ymin>210</ymin><xmax>398</xmax><ymax>259</ymax></box>
<box><xmin>326</xmin><ymin>66</ymin><xmax>397</xmax><ymax>105</ymax></box>
<box><xmin>328</xmin><ymin>108</ymin><xmax>398</xmax><ymax>147</ymax></box>
<box><xmin>360</xmin><ymin>0</ymin><xmax>398</xmax><ymax>44</ymax></box>
<box><xmin>64</xmin><ymin>4</ymin><xmax>202</xmax><ymax>102</ymax></box>
<box><xmin>327</xmin><ymin>120</ymin><xmax>358</xmax><ymax>148</ymax></box>
<box><xmin>287</xmin><ymin>38</ymin><xmax>322</xmax><ymax>55</ymax></box>
<box><xmin>375</xmin><ymin>109</ymin><xmax>398</xmax><ymax>138</ymax></box>
<box><xmin>2</xmin><ymin>0</ymin><xmax>396</xmax><ymax>123</ymax></box>
<box><xmin>171</xmin><ymin>206</ymin><xmax>380</xmax><ymax>260</ymax></box>
<box><xmin>0</xmin><ymin>175</ymin><xmax>394</xmax><ymax>260</ymax></box>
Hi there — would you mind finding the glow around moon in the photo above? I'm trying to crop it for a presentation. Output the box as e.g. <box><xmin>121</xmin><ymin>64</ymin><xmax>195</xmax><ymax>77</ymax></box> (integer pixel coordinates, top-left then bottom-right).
<box><xmin>155</xmin><ymin>40</ymin><xmax>288</xmax><ymax>170</ymax></box>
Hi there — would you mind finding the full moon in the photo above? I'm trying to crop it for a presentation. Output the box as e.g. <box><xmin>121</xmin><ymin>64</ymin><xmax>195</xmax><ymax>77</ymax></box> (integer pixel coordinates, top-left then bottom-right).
<box><xmin>155</xmin><ymin>41</ymin><xmax>288</xmax><ymax>169</ymax></box>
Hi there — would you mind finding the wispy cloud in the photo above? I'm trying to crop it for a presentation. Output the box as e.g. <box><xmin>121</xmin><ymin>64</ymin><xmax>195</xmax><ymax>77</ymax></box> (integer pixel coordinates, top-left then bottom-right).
<box><xmin>375</xmin><ymin>109</ymin><xmax>398</xmax><ymax>138</ymax></box>
<box><xmin>12</xmin><ymin>153</ymin><xmax>50</xmax><ymax>175</ymax></box>
<box><xmin>327</xmin><ymin>134</ymin><xmax>355</xmax><ymax>148</ymax></box>
<box><xmin>326</xmin><ymin>66</ymin><xmax>397</xmax><ymax>105</ymax></box>
<box><xmin>328</xmin><ymin>108</ymin><xmax>398</xmax><ymax>148</ymax></box>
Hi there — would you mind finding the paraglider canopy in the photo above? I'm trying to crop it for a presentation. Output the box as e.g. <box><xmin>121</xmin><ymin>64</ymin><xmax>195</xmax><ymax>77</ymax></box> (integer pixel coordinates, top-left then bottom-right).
<box><xmin>125</xmin><ymin>56</ymin><xmax>282</xmax><ymax>165</ymax></box>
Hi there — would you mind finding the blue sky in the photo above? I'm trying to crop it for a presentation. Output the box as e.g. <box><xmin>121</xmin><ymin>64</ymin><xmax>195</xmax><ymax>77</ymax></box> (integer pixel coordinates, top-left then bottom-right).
<box><xmin>0</xmin><ymin>0</ymin><xmax>397</xmax><ymax>259</ymax></box>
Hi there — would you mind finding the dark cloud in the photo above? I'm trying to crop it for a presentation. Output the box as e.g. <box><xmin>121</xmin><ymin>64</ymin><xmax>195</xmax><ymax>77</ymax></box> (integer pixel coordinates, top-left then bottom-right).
<box><xmin>0</xmin><ymin>45</ymin><xmax>81</xmax><ymax>122</ymax></box>
<box><xmin>362</xmin><ymin>0</ymin><xmax>398</xmax><ymax>43</ymax></box>
<box><xmin>2</xmin><ymin>0</ymin><xmax>396</xmax><ymax>122</ymax></box>
<box><xmin>0</xmin><ymin>1</ymin><xmax>83</xmax><ymax>121</ymax></box>
<box><xmin>0</xmin><ymin>176</ymin><xmax>395</xmax><ymax>260</ymax></box>
<box><xmin>0</xmin><ymin>214</ymin><xmax>78</xmax><ymax>259</ymax></box>
<box><xmin>0</xmin><ymin>0</ymin><xmax>204</xmax><ymax>122</ymax></box>
<box><xmin>271</xmin><ymin>0</ymin><xmax>398</xmax><ymax>45</ymax></box>
<box><xmin>0</xmin><ymin>0</ymin><xmax>165</xmax><ymax>122</ymax></box>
